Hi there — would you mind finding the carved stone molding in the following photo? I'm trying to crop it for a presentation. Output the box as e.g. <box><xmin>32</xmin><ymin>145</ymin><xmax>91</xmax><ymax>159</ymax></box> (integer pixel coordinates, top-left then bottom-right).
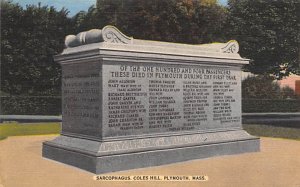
<box><xmin>102</xmin><ymin>26</ymin><xmax>133</xmax><ymax>44</ymax></box>
<box><xmin>221</xmin><ymin>40</ymin><xmax>239</xmax><ymax>53</ymax></box>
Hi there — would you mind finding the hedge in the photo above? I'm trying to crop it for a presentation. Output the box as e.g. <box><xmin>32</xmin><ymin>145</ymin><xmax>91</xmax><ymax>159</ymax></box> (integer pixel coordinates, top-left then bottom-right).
<box><xmin>242</xmin><ymin>99</ymin><xmax>300</xmax><ymax>113</ymax></box>
<box><xmin>0</xmin><ymin>96</ymin><xmax>61</xmax><ymax>115</ymax></box>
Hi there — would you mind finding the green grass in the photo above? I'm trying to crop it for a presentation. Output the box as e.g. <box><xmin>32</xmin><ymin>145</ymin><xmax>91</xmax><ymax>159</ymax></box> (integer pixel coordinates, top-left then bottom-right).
<box><xmin>0</xmin><ymin>122</ymin><xmax>61</xmax><ymax>140</ymax></box>
<box><xmin>243</xmin><ymin>124</ymin><xmax>300</xmax><ymax>140</ymax></box>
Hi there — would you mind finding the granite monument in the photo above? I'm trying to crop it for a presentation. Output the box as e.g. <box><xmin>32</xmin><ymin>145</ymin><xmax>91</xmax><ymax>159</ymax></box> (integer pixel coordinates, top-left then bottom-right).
<box><xmin>42</xmin><ymin>25</ymin><xmax>260</xmax><ymax>174</ymax></box>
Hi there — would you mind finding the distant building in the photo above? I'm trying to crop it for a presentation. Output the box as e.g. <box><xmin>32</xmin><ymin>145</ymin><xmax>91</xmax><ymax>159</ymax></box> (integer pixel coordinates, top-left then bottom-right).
<box><xmin>295</xmin><ymin>80</ymin><xmax>300</xmax><ymax>96</ymax></box>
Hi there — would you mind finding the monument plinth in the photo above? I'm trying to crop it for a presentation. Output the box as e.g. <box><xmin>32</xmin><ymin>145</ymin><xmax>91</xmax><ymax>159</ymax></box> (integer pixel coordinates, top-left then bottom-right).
<box><xmin>42</xmin><ymin>26</ymin><xmax>260</xmax><ymax>174</ymax></box>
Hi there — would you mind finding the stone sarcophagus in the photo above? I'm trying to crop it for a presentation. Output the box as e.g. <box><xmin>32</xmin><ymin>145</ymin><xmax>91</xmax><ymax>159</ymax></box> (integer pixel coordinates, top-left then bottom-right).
<box><xmin>42</xmin><ymin>26</ymin><xmax>260</xmax><ymax>174</ymax></box>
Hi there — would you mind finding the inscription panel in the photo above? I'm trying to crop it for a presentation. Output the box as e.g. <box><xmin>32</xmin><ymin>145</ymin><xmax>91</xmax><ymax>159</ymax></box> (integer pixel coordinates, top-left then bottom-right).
<box><xmin>62</xmin><ymin>61</ymin><xmax>102</xmax><ymax>138</ymax></box>
<box><xmin>102</xmin><ymin>62</ymin><xmax>241</xmax><ymax>137</ymax></box>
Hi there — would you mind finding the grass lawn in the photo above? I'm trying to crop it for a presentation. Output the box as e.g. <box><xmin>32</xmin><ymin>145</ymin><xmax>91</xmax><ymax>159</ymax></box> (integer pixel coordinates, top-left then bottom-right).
<box><xmin>0</xmin><ymin>122</ymin><xmax>61</xmax><ymax>140</ymax></box>
<box><xmin>243</xmin><ymin>124</ymin><xmax>300</xmax><ymax>140</ymax></box>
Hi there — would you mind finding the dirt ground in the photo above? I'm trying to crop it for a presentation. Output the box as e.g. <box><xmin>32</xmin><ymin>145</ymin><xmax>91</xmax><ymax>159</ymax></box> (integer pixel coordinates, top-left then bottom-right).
<box><xmin>0</xmin><ymin>135</ymin><xmax>299</xmax><ymax>187</ymax></box>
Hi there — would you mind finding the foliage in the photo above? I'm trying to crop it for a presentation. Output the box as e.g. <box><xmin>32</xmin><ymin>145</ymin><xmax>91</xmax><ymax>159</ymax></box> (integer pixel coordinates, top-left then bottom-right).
<box><xmin>242</xmin><ymin>75</ymin><xmax>300</xmax><ymax>112</ymax></box>
<box><xmin>74</xmin><ymin>0</ymin><xmax>228</xmax><ymax>44</ymax></box>
<box><xmin>227</xmin><ymin>0</ymin><xmax>300</xmax><ymax>78</ymax></box>
<box><xmin>281</xmin><ymin>86</ymin><xmax>298</xmax><ymax>99</ymax></box>
<box><xmin>242</xmin><ymin>75</ymin><xmax>300</xmax><ymax>99</ymax></box>
<box><xmin>1</xmin><ymin>1</ymin><xmax>73</xmax><ymax>96</ymax></box>
<box><xmin>242</xmin><ymin>99</ymin><xmax>300</xmax><ymax>113</ymax></box>
<box><xmin>0</xmin><ymin>96</ymin><xmax>61</xmax><ymax>115</ymax></box>
<box><xmin>242</xmin><ymin>75</ymin><xmax>281</xmax><ymax>99</ymax></box>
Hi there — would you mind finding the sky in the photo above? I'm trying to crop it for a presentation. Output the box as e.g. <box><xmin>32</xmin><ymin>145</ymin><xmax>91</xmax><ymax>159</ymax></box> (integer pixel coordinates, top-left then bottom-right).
<box><xmin>13</xmin><ymin>0</ymin><xmax>228</xmax><ymax>17</ymax></box>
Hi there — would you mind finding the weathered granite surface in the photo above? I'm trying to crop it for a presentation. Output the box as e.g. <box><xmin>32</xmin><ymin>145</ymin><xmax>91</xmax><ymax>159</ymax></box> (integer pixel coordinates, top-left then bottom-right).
<box><xmin>43</xmin><ymin>25</ymin><xmax>259</xmax><ymax>174</ymax></box>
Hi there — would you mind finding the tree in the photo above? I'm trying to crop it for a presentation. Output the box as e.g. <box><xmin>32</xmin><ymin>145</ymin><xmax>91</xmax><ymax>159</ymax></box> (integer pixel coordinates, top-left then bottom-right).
<box><xmin>227</xmin><ymin>0</ymin><xmax>300</xmax><ymax>79</ymax></box>
<box><xmin>1</xmin><ymin>1</ymin><xmax>73</xmax><ymax>96</ymax></box>
<box><xmin>74</xmin><ymin>0</ymin><xmax>228</xmax><ymax>44</ymax></box>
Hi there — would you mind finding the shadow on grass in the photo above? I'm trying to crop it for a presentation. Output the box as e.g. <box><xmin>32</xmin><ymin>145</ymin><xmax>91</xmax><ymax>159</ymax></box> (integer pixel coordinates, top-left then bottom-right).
<box><xmin>243</xmin><ymin>124</ymin><xmax>300</xmax><ymax>140</ymax></box>
<box><xmin>0</xmin><ymin>122</ymin><xmax>61</xmax><ymax>140</ymax></box>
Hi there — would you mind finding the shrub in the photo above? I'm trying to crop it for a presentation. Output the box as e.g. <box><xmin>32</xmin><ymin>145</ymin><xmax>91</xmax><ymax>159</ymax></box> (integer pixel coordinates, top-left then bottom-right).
<box><xmin>242</xmin><ymin>99</ymin><xmax>300</xmax><ymax>113</ymax></box>
<box><xmin>0</xmin><ymin>96</ymin><xmax>61</xmax><ymax>115</ymax></box>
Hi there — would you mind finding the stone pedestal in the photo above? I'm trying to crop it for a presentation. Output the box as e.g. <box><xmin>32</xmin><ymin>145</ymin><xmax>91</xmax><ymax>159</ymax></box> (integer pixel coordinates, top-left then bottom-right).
<box><xmin>43</xmin><ymin>26</ymin><xmax>260</xmax><ymax>174</ymax></box>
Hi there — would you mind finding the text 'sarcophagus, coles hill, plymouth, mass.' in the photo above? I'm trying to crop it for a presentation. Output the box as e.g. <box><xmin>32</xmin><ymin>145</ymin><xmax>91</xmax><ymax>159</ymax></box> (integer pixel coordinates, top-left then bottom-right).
<box><xmin>42</xmin><ymin>26</ymin><xmax>260</xmax><ymax>174</ymax></box>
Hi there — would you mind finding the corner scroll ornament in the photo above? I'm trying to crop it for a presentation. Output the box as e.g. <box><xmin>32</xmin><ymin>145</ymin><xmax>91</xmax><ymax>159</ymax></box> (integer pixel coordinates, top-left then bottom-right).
<box><xmin>221</xmin><ymin>40</ymin><xmax>239</xmax><ymax>53</ymax></box>
<box><xmin>102</xmin><ymin>26</ymin><xmax>133</xmax><ymax>44</ymax></box>
<box><xmin>65</xmin><ymin>25</ymin><xmax>133</xmax><ymax>48</ymax></box>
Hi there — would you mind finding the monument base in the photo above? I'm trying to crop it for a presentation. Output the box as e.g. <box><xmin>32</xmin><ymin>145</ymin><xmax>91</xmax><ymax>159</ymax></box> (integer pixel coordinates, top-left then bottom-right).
<box><xmin>42</xmin><ymin>130</ymin><xmax>259</xmax><ymax>174</ymax></box>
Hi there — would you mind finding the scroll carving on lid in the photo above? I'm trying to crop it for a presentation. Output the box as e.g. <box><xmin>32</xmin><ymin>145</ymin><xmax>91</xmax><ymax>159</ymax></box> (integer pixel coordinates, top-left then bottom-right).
<box><xmin>221</xmin><ymin>40</ymin><xmax>239</xmax><ymax>53</ymax></box>
<box><xmin>101</xmin><ymin>26</ymin><xmax>133</xmax><ymax>44</ymax></box>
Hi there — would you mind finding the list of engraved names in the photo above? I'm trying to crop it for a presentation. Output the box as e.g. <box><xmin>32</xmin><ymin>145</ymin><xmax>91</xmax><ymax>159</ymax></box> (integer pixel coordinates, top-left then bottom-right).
<box><xmin>103</xmin><ymin>64</ymin><xmax>241</xmax><ymax>137</ymax></box>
